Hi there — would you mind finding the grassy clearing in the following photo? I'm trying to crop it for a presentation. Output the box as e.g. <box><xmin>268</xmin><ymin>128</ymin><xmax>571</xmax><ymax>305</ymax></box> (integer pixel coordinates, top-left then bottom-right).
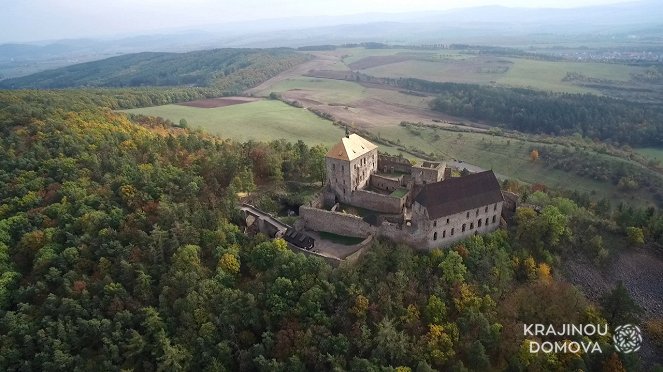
<box><xmin>121</xmin><ymin>99</ymin><xmax>344</xmax><ymax>146</ymax></box>
<box><xmin>636</xmin><ymin>147</ymin><xmax>663</xmax><ymax>163</ymax></box>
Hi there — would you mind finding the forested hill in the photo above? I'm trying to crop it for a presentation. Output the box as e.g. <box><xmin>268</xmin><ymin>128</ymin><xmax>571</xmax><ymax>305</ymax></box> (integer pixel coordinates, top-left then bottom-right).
<box><xmin>0</xmin><ymin>90</ymin><xmax>658</xmax><ymax>370</ymax></box>
<box><xmin>0</xmin><ymin>48</ymin><xmax>307</xmax><ymax>90</ymax></box>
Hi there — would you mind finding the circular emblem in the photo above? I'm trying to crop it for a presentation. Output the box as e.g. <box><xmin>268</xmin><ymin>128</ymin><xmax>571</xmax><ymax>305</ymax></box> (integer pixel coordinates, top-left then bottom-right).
<box><xmin>613</xmin><ymin>324</ymin><xmax>642</xmax><ymax>353</ymax></box>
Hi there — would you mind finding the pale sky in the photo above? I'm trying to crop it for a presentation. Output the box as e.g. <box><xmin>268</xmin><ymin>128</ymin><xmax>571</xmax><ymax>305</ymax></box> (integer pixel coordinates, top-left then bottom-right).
<box><xmin>0</xmin><ymin>0</ymin><xmax>634</xmax><ymax>43</ymax></box>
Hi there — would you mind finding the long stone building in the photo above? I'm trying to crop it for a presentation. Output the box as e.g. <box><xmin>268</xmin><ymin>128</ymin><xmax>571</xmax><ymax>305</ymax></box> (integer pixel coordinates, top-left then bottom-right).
<box><xmin>299</xmin><ymin>132</ymin><xmax>504</xmax><ymax>249</ymax></box>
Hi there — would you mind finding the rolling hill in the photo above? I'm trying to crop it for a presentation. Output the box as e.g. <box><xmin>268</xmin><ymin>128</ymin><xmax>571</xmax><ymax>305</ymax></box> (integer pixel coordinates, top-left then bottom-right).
<box><xmin>0</xmin><ymin>48</ymin><xmax>307</xmax><ymax>90</ymax></box>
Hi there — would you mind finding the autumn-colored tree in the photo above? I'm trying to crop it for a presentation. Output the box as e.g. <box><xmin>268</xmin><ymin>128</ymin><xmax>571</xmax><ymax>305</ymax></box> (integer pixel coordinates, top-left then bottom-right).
<box><xmin>351</xmin><ymin>294</ymin><xmax>369</xmax><ymax>317</ymax></box>
<box><xmin>625</xmin><ymin>226</ymin><xmax>645</xmax><ymax>246</ymax></box>
<box><xmin>537</xmin><ymin>263</ymin><xmax>552</xmax><ymax>283</ymax></box>
<box><xmin>530</xmin><ymin>149</ymin><xmax>539</xmax><ymax>161</ymax></box>
<box><xmin>218</xmin><ymin>252</ymin><xmax>240</xmax><ymax>274</ymax></box>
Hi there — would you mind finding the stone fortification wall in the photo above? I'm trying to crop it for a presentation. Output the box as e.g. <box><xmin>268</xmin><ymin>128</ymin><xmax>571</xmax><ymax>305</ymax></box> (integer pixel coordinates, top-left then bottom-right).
<box><xmin>378</xmin><ymin>222</ymin><xmax>428</xmax><ymax>248</ymax></box>
<box><xmin>351</xmin><ymin>190</ymin><xmax>405</xmax><ymax>214</ymax></box>
<box><xmin>287</xmin><ymin>243</ymin><xmax>342</xmax><ymax>267</ymax></box>
<box><xmin>370</xmin><ymin>174</ymin><xmax>402</xmax><ymax>191</ymax></box>
<box><xmin>299</xmin><ymin>206</ymin><xmax>374</xmax><ymax>237</ymax></box>
<box><xmin>306</xmin><ymin>190</ymin><xmax>326</xmax><ymax>209</ymax></box>
<box><xmin>341</xmin><ymin>235</ymin><xmax>374</xmax><ymax>265</ymax></box>
<box><xmin>378</xmin><ymin>154</ymin><xmax>412</xmax><ymax>174</ymax></box>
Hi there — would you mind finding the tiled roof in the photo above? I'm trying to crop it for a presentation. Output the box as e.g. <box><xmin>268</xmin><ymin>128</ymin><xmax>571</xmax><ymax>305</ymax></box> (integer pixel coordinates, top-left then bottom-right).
<box><xmin>326</xmin><ymin>134</ymin><xmax>377</xmax><ymax>161</ymax></box>
<box><xmin>414</xmin><ymin>170</ymin><xmax>503</xmax><ymax>219</ymax></box>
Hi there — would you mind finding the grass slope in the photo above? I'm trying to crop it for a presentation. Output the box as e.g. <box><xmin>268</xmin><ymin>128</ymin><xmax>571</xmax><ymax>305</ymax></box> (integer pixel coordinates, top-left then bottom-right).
<box><xmin>636</xmin><ymin>147</ymin><xmax>663</xmax><ymax>163</ymax></box>
<box><xmin>122</xmin><ymin>99</ymin><xmax>344</xmax><ymax>145</ymax></box>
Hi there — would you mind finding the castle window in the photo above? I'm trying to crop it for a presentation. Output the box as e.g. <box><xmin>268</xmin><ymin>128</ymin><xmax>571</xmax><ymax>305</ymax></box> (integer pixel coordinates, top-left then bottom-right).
<box><xmin>478</xmin><ymin>219</ymin><xmax>482</xmax><ymax>227</ymax></box>
<box><xmin>343</xmin><ymin>188</ymin><xmax>346</xmax><ymax>194</ymax></box>
<box><xmin>443</xmin><ymin>230</ymin><xmax>446</xmax><ymax>238</ymax></box>
<box><xmin>492</xmin><ymin>215</ymin><xmax>497</xmax><ymax>223</ymax></box>
<box><xmin>342</xmin><ymin>165</ymin><xmax>344</xmax><ymax>171</ymax></box>
<box><xmin>332</xmin><ymin>164</ymin><xmax>335</xmax><ymax>170</ymax></box>
<box><xmin>451</xmin><ymin>228</ymin><xmax>455</xmax><ymax>236</ymax></box>
<box><xmin>446</xmin><ymin>218</ymin><xmax>449</xmax><ymax>224</ymax></box>
<box><xmin>485</xmin><ymin>206</ymin><xmax>488</xmax><ymax>213</ymax></box>
<box><xmin>475</xmin><ymin>209</ymin><xmax>479</xmax><ymax>217</ymax></box>
<box><xmin>462</xmin><ymin>224</ymin><xmax>466</xmax><ymax>232</ymax></box>
<box><xmin>494</xmin><ymin>204</ymin><xmax>497</xmax><ymax>211</ymax></box>
<box><xmin>466</xmin><ymin>212</ymin><xmax>469</xmax><ymax>219</ymax></box>
<box><xmin>486</xmin><ymin>218</ymin><xmax>489</xmax><ymax>226</ymax></box>
<box><xmin>433</xmin><ymin>220</ymin><xmax>437</xmax><ymax>227</ymax></box>
<box><xmin>470</xmin><ymin>222</ymin><xmax>474</xmax><ymax>229</ymax></box>
<box><xmin>433</xmin><ymin>232</ymin><xmax>437</xmax><ymax>241</ymax></box>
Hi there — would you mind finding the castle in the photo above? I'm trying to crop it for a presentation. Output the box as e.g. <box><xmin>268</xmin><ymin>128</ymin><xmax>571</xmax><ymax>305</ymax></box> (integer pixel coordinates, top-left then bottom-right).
<box><xmin>298</xmin><ymin>132</ymin><xmax>505</xmax><ymax>250</ymax></box>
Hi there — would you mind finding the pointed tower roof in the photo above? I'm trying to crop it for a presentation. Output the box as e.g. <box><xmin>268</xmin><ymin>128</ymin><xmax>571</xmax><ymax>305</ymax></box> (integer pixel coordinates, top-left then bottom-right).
<box><xmin>326</xmin><ymin>134</ymin><xmax>377</xmax><ymax>161</ymax></box>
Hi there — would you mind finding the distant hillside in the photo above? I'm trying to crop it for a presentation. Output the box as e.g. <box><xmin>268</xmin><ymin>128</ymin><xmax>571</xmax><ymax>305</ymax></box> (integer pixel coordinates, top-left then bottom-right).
<box><xmin>0</xmin><ymin>48</ymin><xmax>307</xmax><ymax>90</ymax></box>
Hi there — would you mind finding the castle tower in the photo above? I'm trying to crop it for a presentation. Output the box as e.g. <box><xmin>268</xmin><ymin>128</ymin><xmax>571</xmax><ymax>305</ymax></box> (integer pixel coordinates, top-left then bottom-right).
<box><xmin>325</xmin><ymin>133</ymin><xmax>378</xmax><ymax>203</ymax></box>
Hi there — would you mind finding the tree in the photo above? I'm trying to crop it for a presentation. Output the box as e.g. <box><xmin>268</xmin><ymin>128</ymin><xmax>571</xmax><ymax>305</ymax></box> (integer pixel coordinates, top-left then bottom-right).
<box><xmin>425</xmin><ymin>295</ymin><xmax>447</xmax><ymax>325</ymax></box>
<box><xmin>439</xmin><ymin>251</ymin><xmax>467</xmax><ymax>285</ymax></box>
<box><xmin>600</xmin><ymin>281</ymin><xmax>643</xmax><ymax>324</ymax></box>
<box><xmin>530</xmin><ymin>149</ymin><xmax>539</xmax><ymax>161</ymax></box>
<box><xmin>179</xmin><ymin>118</ymin><xmax>188</xmax><ymax>128</ymax></box>
<box><xmin>626</xmin><ymin>227</ymin><xmax>645</xmax><ymax>247</ymax></box>
<box><xmin>218</xmin><ymin>252</ymin><xmax>240</xmax><ymax>274</ymax></box>
<box><xmin>536</xmin><ymin>263</ymin><xmax>552</xmax><ymax>283</ymax></box>
<box><xmin>467</xmin><ymin>340</ymin><xmax>490</xmax><ymax>370</ymax></box>
<box><xmin>372</xmin><ymin>318</ymin><xmax>409</xmax><ymax>365</ymax></box>
<box><xmin>309</xmin><ymin>144</ymin><xmax>327</xmax><ymax>184</ymax></box>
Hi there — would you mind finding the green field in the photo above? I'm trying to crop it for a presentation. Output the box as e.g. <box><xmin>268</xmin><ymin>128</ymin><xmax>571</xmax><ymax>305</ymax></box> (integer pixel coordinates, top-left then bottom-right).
<box><xmin>258</xmin><ymin>77</ymin><xmax>368</xmax><ymax>103</ymax></box>
<box><xmin>636</xmin><ymin>147</ymin><xmax>663</xmax><ymax>162</ymax></box>
<box><xmin>362</xmin><ymin>56</ymin><xmax>646</xmax><ymax>94</ymax></box>
<box><xmin>122</xmin><ymin>100</ymin><xmax>344</xmax><ymax>145</ymax></box>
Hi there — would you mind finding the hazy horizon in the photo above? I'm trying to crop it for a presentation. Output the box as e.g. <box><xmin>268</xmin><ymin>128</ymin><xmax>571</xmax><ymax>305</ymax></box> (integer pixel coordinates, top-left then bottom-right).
<box><xmin>1</xmin><ymin>0</ymin><xmax>640</xmax><ymax>43</ymax></box>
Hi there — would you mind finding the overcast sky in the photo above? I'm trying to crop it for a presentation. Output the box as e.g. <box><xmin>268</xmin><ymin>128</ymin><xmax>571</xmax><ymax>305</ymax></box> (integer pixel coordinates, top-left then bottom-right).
<box><xmin>1</xmin><ymin>0</ymin><xmax>633</xmax><ymax>43</ymax></box>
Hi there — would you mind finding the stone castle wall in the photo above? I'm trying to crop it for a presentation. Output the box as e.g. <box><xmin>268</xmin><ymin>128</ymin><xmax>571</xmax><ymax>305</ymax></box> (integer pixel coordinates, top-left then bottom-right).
<box><xmin>370</xmin><ymin>174</ymin><xmax>402</xmax><ymax>191</ymax></box>
<box><xmin>299</xmin><ymin>206</ymin><xmax>374</xmax><ymax>238</ymax></box>
<box><xmin>378</xmin><ymin>154</ymin><xmax>412</xmax><ymax>174</ymax></box>
<box><xmin>299</xmin><ymin>206</ymin><xmax>428</xmax><ymax>249</ymax></box>
<box><xmin>351</xmin><ymin>189</ymin><xmax>405</xmax><ymax>214</ymax></box>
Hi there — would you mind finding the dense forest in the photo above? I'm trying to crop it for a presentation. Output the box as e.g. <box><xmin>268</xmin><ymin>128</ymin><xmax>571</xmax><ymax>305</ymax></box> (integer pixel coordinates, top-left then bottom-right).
<box><xmin>0</xmin><ymin>48</ymin><xmax>307</xmax><ymax>90</ymax></box>
<box><xmin>0</xmin><ymin>90</ymin><xmax>661</xmax><ymax>370</ymax></box>
<box><xmin>426</xmin><ymin>83</ymin><xmax>663</xmax><ymax>146</ymax></box>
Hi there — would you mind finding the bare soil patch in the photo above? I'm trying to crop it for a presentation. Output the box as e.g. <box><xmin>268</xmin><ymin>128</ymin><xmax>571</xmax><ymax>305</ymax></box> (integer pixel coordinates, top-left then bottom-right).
<box><xmin>177</xmin><ymin>96</ymin><xmax>260</xmax><ymax>108</ymax></box>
